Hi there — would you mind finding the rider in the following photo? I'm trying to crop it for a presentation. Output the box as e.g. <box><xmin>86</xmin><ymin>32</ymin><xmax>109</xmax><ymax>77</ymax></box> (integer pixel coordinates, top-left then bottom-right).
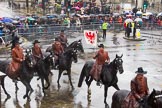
<box><xmin>90</xmin><ymin>44</ymin><xmax>110</xmax><ymax>86</ymax></box>
<box><xmin>10</xmin><ymin>41</ymin><xmax>25</xmax><ymax>79</ymax></box>
<box><xmin>57</xmin><ymin>30</ymin><xmax>68</xmax><ymax>49</ymax></box>
<box><xmin>32</xmin><ymin>40</ymin><xmax>43</xmax><ymax>65</ymax></box>
<box><xmin>52</xmin><ymin>37</ymin><xmax>64</xmax><ymax>69</ymax></box>
<box><xmin>122</xmin><ymin>67</ymin><xmax>149</xmax><ymax>108</ymax></box>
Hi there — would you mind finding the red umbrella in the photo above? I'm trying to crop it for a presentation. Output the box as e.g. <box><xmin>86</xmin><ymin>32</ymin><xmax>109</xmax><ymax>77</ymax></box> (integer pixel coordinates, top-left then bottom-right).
<box><xmin>72</xmin><ymin>6</ymin><xmax>80</xmax><ymax>11</ymax></box>
<box><xmin>0</xmin><ymin>17</ymin><xmax>3</xmax><ymax>20</ymax></box>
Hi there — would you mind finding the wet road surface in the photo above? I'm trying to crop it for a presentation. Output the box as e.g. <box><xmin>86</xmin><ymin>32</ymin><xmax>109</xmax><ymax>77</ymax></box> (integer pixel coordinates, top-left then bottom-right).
<box><xmin>1</xmin><ymin>2</ymin><xmax>162</xmax><ymax>107</ymax></box>
<box><xmin>0</xmin><ymin>30</ymin><xmax>162</xmax><ymax>108</ymax></box>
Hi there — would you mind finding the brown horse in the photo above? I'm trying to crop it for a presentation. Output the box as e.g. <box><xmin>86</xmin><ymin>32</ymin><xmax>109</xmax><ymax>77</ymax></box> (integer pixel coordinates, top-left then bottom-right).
<box><xmin>0</xmin><ymin>49</ymin><xmax>34</xmax><ymax>99</ymax></box>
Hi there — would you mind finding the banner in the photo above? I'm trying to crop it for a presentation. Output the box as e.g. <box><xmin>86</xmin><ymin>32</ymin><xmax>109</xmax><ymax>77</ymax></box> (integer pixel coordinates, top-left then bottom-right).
<box><xmin>84</xmin><ymin>30</ymin><xmax>97</xmax><ymax>47</ymax></box>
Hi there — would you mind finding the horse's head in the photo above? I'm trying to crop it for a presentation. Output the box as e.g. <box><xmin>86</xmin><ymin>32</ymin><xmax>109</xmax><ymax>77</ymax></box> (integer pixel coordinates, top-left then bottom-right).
<box><xmin>69</xmin><ymin>39</ymin><xmax>84</xmax><ymax>53</ymax></box>
<box><xmin>25</xmin><ymin>49</ymin><xmax>34</xmax><ymax>68</ymax></box>
<box><xmin>44</xmin><ymin>52</ymin><xmax>54</xmax><ymax>68</ymax></box>
<box><xmin>71</xmin><ymin>48</ymin><xmax>78</xmax><ymax>63</ymax></box>
<box><xmin>114</xmin><ymin>54</ymin><xmax>124</xmax><ymax>74</ymax></box>
<box><xmin>147</xmin><ymin>89</ymin><xmax>162</xmax><ymax>107</ymax></box>
<box><xmin>76</xmin><ymin>39</ymin><xmax>84</xmax><ymax>53</ymax></box>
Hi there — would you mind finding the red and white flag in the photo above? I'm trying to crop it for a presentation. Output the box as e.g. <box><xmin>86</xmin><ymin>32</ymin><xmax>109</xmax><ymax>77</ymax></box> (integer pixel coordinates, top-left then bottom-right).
<box><xmin>84</xmin><ymin>30</ymin><xmax>97</xmax><ymax>47</ymax></box>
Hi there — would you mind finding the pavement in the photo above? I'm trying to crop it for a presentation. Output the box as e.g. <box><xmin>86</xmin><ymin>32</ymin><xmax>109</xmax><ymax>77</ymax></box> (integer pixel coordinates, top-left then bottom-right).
<box><xmin>141</xmin><ymin>30</ymin><xmax>162</xmax><ymax>36</ymax></box>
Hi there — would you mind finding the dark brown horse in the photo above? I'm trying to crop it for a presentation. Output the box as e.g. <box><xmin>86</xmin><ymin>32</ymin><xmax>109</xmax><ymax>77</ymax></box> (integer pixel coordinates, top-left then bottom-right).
<box><xmin>34</xmin><ymin>52</ymin><xmax>54</xmax><ymax>93</ymax></box>
<box><xmin>0</xmin><ymin>49</ymin><xmax>34</xmax><ymax>99</ymax></box>
<box><xmin>78</xmin><ymin>54</ymin><xmax>124</xmax><ymax>107</ymax></box>
<box><xmin>57</xmin><ymin>48</ymin><xmax>78</xmax><ymax>90</ymax></box>
<box><xmin>111</xmin><ymin>89</ymin><xmax>162</xmax><ymax>108</ymax></box>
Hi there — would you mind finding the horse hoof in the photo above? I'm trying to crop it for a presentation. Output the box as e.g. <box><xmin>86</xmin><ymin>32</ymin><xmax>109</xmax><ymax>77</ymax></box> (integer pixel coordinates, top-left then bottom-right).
<box><xmin>23</xmin><ymin>95</ymin><xmax>27</xmax><ymax>99</ymax></box>
<box><xmin>105</xmin><ymin>103</ymin><xmax>109</xmax><ymax>108</ymax></box>
<box><xmin>58</xmin><ymin>84</ymin><xmax>61</xmax><ymax>89</ymax></box>
<box><xmin>63</xmin><ymin>73</ymin><xmax>68</xmax><ymax>75</ymax></box>
<box><xmin>72</xmin><ymin>87</ymin><xmax>75</xmax><ymax>91</ymax></box>
<box><xmin>31</xmin><ymin>88</ymin><xmax>34</xmax><ymax>93</ymax></box>
<box><xmin>27</xmin><ymin>97</ymin><xmax>31</xmax><ymax>101</ymax></box>
<box><xmin>88</xmin><ymin>91</ymin><xmax>91</xmax><ymax>95</ymax></box>
<box><xmin>29</xmin><ymin>89</ymin><xmax>34</xmax><ymax>95</ymax></box>
<box><xmin>7</xmin><ymin>94</ymin><xmax>11</xmax><ymax>99</ymax></box>
<box><xmin>88</xmin><ymin>98</ymin><xmax>91</xmax><ymax>102</ymax></box>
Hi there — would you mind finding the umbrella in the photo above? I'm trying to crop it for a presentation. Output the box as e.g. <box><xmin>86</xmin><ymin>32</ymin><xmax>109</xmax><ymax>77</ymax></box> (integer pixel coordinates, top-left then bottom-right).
<box><xmin>59</xmin><ymin>14</ymin><xmax>67</xmax><ymax>18</ymax></box>
<box><xmin>126</xmin><ymin>14</ymin><xmax>132</xmax><ymax>17</ymax></box>
<box><xmin>5</xmin><ymin>22</ymin><xmax>13</xmax><ymax>26</ymax></box>
<box><xmin>20</xmin><ymin>17</ymin><xmax>26</xmax><ymax>21</ymax></box>
<box><xmin>49</xmin><ymin>6</ymin><xmax>54</xmax><ymax>9</ymax></box>
<box><xmin>124</xmin><ymin>18</ymin><xmax>133</xmax><ymax>23</ymax></box>
<box><xmin>2</xmin><ymin>17</ymin><xmax>13</xmax><ymax>23</ymax></box>
<box><xmin>27</xmin><ymin>17</ymin><xmax>35</xmax><ymax>21</ymax></box>
<box><xmin>143</xmin><ymin>12</ymin><xmax>153</xmax><ymax>16</ymax></box>
<box><xmin>80</xmin><ymin>14</ymin><xmax>90</xmax><ymax>18</ymax></box>
<box><xmin>12</xmin><ymin>16</ymin><xmax>20</xmax><ymax>20</ymax></box>
<box><xmin>12</xmin><ymin>20</ymin><xmax>19</xmax><ymax>24</ymax></box>
<box><xmin>0</xmin><ymin>17</ymin><xmax>3</xmax><ymax>20</ymax></box>
<box><xmin>136</xmin><ymin>11</ymin><xmax>142</xmax><ymax>15</ymax></box>
<box><xmin>134</xmin><ymin>18</ymin><xmax>143</xmax><ymax>22</ymax></box>
<box><xmin>113</xmin><ymin>13</ymin><xmax>120</xmax><ymax>16</ymax></box>
<box><xmin>89</xmin><ymin>14</ymin><xmax>96</xmax><ymax>17</ymax></box>
<box><xmin>72</xmin><ymin>6</ymin><xmax>81</xmax><ymax>11</ymax></box>
<box><xmin>157</xmin><ymin>12</ymin><xmax>162</xmax><ymax>17</ymax></box>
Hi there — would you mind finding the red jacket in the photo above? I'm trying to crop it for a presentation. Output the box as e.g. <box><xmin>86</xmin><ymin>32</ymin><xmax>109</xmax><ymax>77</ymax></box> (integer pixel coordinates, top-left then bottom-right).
<box><xmin>94</xmin><ymin>48</ymin><xmax>110</xmax><ymax>65</ymax></box>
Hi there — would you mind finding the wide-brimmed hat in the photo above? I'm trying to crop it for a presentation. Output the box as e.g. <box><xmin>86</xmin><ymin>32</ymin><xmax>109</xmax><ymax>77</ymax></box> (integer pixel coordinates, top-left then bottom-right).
<box><xmin>135</xmin><ymin>67</ymin><xmax>147</xmax><ymax>74</ymax></box>
<box><xmin>98</xmin><ymin>44</ymin><xmax>104</xmax><ymax>48</ymax></box>
<box><xmin>33</xmin><ymin>40</ymin><xmax>40</xmax><ymax>44</ymax></box>
<box><xmin>15</xmin><ymin>40</ymin><xmax>21</xmax><ymax>44</ymax></box>
<box><xmin>61</xmin><ymin>30</ymin><xmax>64</xmax><ymax>33</ymax></box>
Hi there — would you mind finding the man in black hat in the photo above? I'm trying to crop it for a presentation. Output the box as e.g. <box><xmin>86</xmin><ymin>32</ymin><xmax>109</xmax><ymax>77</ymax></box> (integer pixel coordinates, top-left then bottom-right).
<box><xmin>32</xmin><ymin>40</ymin><xmax>43</xmax><ymax>64</ymax></box>
<box><xmin>90</xmin><ymin>44</ymin><xmax>110</xmax><ymax>86</ymax></box>
<box><xmin>122</xmin><ymin>67</ymin><xmax>149</xmax><ymax>108</ymax></box>
<box><xmin>57</xmin><ymin>30</ymin><xmax>68</xmax><ymax>49</ymax></box>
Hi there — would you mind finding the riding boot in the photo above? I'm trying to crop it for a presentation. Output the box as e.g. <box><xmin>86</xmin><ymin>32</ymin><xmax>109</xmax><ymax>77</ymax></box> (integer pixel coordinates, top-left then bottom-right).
<box><xmin>53</xmin><ymin>60</ymin><xmax>58</xmax><ymax>69</ymax></box>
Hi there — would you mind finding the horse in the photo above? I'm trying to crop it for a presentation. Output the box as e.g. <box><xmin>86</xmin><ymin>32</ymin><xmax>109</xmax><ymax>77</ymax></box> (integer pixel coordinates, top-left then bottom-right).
<box><xmin>57</xmin><ymin>48</ymin><xmax>78</xmax><ymax>90</ymax></box>
<box><xmin>111</xmin><ymin>89</ymin><xmax>162</xmax><ymax>108</ymax></box>
<box><xmin>0</xmin><ymin>49</ymin><xmax>34</xmax><ymax>99</ymax></box>
<box><xmin>34</xmin><ymin>52</ymin><xmax>54</xmax><ymax>93</ymax></box>
<box><xmin>46</xmin><ymin>39</ymin><xmax>84</xmax><ymax>53</ymax></box>
<box><xmin>78</xmin><ymin>54</ymin><xmax>124</xmax><ymax>107</ymax></box>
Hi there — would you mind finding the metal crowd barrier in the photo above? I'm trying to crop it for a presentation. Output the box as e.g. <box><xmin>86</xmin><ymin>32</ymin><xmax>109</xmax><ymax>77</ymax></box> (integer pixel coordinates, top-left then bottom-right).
<box><xmin>16</xmin><ymin>23</ymin><xmax>162</xmax><ymax>36</ymax></box>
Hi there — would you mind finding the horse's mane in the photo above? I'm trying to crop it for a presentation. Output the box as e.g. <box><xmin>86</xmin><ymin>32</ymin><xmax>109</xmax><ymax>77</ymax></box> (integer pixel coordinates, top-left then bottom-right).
<box><xmin>104</xmin><ymin>58</ymin><xmax>116</xmax><ymax>68</ymax></box>
<box><xmin>63</xmin><ymin>48</ymin><xmax>73</xmax><ymax>55</ymax></box>
<box><xmin>68</xmin><ymin>41</ymin><xmax>77</xmax><ymax>48</ymax></box>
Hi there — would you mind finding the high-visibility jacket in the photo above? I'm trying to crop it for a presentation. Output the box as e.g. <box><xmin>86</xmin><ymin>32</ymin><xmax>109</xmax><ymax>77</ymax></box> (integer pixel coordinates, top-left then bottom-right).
<box><xmin>102</xmin><ymin>22</ymin><xmax>108</xmax><ymax>30</ymax></box>
<box><xmin>132</xmin><ymin>22</ymin><xmax>135</xmax><ymax>28</ymax></box>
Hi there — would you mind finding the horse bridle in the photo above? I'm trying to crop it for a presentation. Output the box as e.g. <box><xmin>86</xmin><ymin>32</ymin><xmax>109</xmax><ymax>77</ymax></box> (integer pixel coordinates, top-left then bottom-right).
<box><xmin>25</xmin><ymin>49</ymin><xmax>34</xmax><ymax>68</ymax></box>
<box><xmin>71</xmin><ymin>49</ymin><xmax>78</xmax><ymax>63</ymax></box>
<box><xmin>153</xmin><ymin>94</ymin><xmax>162</xmax><ymax>108</ymax></box>
<box><xmin>114</xmin><ymin>57</ymin><xmax>123</xmax><ymax>73</ymax></box>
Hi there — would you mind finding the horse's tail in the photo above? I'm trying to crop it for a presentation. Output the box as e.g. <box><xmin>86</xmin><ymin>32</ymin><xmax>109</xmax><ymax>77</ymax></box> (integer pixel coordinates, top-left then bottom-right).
<box><xmin>78</xmin><ymin>63</ymin><xmax>87</xmax><ymax>87</ymax></box>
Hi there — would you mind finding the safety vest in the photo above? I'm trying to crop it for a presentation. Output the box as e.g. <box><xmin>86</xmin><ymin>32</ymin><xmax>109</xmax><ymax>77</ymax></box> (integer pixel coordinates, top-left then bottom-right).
<box><xmin>132</xmin><ymin>22</ymin><xmax>135</xmax><ymax>28</ymax></box>
<box><xmin>102</xmin><ymin>22</ymin><xmax>108</xmax><ymax>30</ymax></box>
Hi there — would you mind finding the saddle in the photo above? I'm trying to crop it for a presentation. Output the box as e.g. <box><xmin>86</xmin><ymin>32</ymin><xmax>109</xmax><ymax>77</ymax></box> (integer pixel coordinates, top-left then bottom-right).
<box><xmin>6</xmin><ymin>62</ymin><xmax>20</xmax><ymax>79</ymax></box>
